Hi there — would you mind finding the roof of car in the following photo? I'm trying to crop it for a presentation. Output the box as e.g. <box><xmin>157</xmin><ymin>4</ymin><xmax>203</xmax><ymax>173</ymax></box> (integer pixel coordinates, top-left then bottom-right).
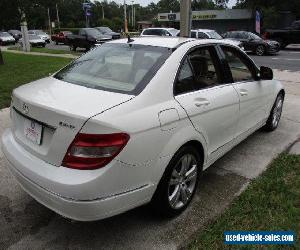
<box><xmin>143</xmin><ymin>27</ymin><xmax>178</xmax><ymax>31</ymax></box>
<box><xmin>108</xmin><ymin>37</ymin><xmax>237</xmax><ymax>49</ymax></box>
<box><xmin>191</xmin><ymin>29</ymin><xmax>215</xmax><ymax>32</ymax></box>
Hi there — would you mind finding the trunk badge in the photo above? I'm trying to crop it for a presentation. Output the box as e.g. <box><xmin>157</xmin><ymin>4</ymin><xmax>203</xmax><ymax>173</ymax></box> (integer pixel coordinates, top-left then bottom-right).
<box><xmin>22</xmin><ymin>103</ymin><xmax>29</xmax><ymax>114</ymax></box>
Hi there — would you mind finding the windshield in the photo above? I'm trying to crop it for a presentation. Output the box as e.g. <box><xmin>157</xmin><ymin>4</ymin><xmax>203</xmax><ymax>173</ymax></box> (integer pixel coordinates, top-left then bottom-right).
<box><xmin>54</xmin><ymin>43</ymin><xmax>172</xmax><ymax>95</ymax></box>
<box><xmin>249</xmin><ymin>32</ymin><xmax>262</xmax><ymax>40</ymax></box>
<box><xmin>29</xmin><ymin>35</ymin><xmax>41</xmax><ymax>40</ymax></box>
<box><xmin>168</xmin><ymin>29</ymin><xmax>179</xmax><ymax>36</ymax></box>
<box><xmin>207</xmin><ymin>31</ymin><xmax>222</xmax><ymax>39</ymax></box>
<box><xmin>86</xmin><ymin>29</ymin><xmax>102</xmax><ymax>36</ymax></box>
<box><xmin>0</xmin><ymin>32</ymin><xmax>11</xmax><ymax>37</ymax></box>
<box><xmin>36</xmin><ymin>30</ymin><xmax>47</xmax><ymax>35</ymax></box>
<box><xmin>99</xmin><ymin>27</ymin><xmax>112</xmax><ymax>33</ymax></box>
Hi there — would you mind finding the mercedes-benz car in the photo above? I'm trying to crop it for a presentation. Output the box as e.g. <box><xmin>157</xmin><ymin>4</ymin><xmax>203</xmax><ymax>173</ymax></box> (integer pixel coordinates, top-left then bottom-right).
<box><xmin>28</xmin><ymin>30</ymin><xmax>50</xmax><ymax>43</ymax></box>
<box><xmin>222</xmin><ymin>31</ymin><xmax>280</xmax><ymax>56</ymax></box>
<box><xmin>2</xmin><ymin>37</ymin><xmax>284</xmax><ymax>221</ymax></box>
<box><xmin>0</xmin><ymin>32</ymin><xmax>15</xmax><ymax>45</ymax></box>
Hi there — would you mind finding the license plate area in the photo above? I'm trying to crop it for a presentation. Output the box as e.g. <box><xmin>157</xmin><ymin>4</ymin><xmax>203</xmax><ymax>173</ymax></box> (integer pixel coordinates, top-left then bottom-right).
<box><xmin>24</xmin><ymin>118</ymin><xmax>43</xmax><ymax>145</ymax></box>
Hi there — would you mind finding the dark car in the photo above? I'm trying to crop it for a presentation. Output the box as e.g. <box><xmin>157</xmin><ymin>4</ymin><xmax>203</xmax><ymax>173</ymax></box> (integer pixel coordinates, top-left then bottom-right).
<box><xmin>264</xmin><ymin>20</ymin><xmax>300</xmax><ymax>49</ymax></box>
<box><xmin>66</xmin><ymin>28</ymin><xmax>112</xmax><ymax>51</ymax></box>
<box><xmin>223</xmin><ymin>31</ymin><xmax>280</xmax><ymax>56</ymax></box>
<box><xmin>51</xmin><ymin>31</ymin><xmax>73</xmax><ymax>45</ymax></box>
<box><xmin>95</xmin><ymin>27</ymin><xmax>121</xmax><ymax>39</ymax></box>
<box><xmin>8</xmin><ymin>30</ymin><xmax>22</xmax><ymax>41</ymax></box>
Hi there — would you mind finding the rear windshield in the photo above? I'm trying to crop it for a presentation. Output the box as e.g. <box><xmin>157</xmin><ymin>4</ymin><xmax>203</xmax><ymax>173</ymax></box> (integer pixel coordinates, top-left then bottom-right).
<box><xmin>54</xmin><ymin>43</ymin><xmax>172</xmax><ymax>95</ymax></box>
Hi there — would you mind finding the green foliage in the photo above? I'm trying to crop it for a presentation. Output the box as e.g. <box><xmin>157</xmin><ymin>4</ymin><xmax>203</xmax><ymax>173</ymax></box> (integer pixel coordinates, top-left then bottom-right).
<box><xmin>190</xmin><ymin>153</ymin><xmax>300</xmax><ymax>250</ymax></box>
<box><xmin>0</xmin><ymin>52</ymin><xmax>71</xmax><ymax>109</ymax></box>
<box><xmin>0</xmin><ymin>0</ymin><xmax>220</xmax><ymax>31</ymax></box>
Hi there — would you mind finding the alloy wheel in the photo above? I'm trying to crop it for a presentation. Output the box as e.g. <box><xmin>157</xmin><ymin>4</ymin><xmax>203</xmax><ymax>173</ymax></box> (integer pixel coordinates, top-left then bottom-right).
<box><xmin>272</xmin><ymin>97</ymin><xmax>283</xmax><ymax>128</ymax></box>
<box><xmin>256</xmin><ymin>45</ymin><xmax>265</xmax><ymax>56</ymax></box>
<box><xmin>168</xmin><ymin>154</ymin><xmax>198</xmax><ymax>209</ymax></box>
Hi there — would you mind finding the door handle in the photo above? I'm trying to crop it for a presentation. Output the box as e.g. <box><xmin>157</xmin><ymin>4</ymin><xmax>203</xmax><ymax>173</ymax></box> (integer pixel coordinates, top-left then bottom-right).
<box><xmin>194</xmin><ymin>100</ymin><xmax>210</xmax><ymax>107</ymax></box>
<box><xmin>240</xmin><ymin>90</ymin><xmax>248</xmax><ymax>96</ymax></box>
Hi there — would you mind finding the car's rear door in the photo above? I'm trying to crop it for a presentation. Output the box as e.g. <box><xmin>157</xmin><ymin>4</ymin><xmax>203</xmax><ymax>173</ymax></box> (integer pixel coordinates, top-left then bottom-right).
<box><xmin>174</xmin><ymin>45</ymin><xmax>240</xmax><ymax>160</ymax></box>
<box><xmin>218</xmin><ymin>45</ymin><xmax>273</xmax><ymax>137</ymax></box>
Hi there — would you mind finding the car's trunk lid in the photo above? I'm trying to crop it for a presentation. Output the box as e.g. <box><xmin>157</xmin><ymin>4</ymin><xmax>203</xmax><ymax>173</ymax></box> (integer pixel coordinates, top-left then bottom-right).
<box><xmin>11</xmin><ymin>77</ymin><xmax>134</xmax><ymax>166</ymax></box>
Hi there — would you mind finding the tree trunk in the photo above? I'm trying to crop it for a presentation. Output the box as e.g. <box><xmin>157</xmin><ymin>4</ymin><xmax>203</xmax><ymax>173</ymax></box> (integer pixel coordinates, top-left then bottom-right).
<box><xmin>0</xmin><ymin>48</ymin><xmax>3</xmax><ymax>65</ymax></box>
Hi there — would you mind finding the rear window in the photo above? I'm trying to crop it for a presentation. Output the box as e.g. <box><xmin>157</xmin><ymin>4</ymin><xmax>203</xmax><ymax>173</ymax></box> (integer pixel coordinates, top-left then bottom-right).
<box><xmin>54</xmin><ymin>43</ymin><xmax>172</xmax><ymax>95</ymax></box>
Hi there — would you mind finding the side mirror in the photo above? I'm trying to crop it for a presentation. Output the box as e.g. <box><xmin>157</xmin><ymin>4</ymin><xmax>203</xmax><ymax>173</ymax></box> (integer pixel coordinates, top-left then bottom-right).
<box><xmin>259</xmin><ymin>66</ymin><xmax>273</xmax><ymax>80</ymax></box>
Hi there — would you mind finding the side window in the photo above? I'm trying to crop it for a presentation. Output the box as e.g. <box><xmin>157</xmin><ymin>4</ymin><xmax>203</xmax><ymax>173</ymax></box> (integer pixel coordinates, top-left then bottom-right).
<box><xmin>79</xmin><ymin>30</ymin><xmax>86</xmax><ymax>36</ymax></box>
<box><xmin>174</xmin><ymin>58</ymin><xmax>195</xmax><ymax>95</ymax></box>
<box><xmin>198</xmin><ymin>32</ymin><xmax>209</xmax><ymax>39</ymax></box>
<box><xmin>189</xmin><ymin>47</ymin><xmax>221</xmax><ymax>90</ymax></box>
<box><xmin>191</xmin><ymin>31</ymin><xmax>197</xmax><ymax>38</ymax></box>
<box><xmin>221</xmin><ymin>46</ymin><xmax>255</xmax><ymax>82</ymax></box>
<box><xmin>174</xmin><ymin>47</ymin><xmax>222</xmax><ymax>95</ymax></box>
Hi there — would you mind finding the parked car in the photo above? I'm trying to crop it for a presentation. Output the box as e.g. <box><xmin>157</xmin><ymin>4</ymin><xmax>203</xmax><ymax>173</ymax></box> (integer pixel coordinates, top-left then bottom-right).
<box><xmin>140</xmin><ymin>28</ymin><xmax>180</xmax><ymax>37</ymax></box>
<box><xmin>95</xmin><ymin>27</ymin><xmax>121</xmax><ymax>39</ymax></box>
<box><xmin>0</xmin><ymin>32</ymin><xmax>15</xmax><ymax>45</ymax></box>
<box><xmin>8</xmin><ymin>30</ymin><xmax>22</xmax><ymax>42</ymax></box>
<box><xmin>191</xmin><ymin>29</ymin><xmax>244</xmax><ymax>50</ymax></box>
<box><xmin>28</xmin><ymin>30</ymin><xmax>50</xmax><ymax>43</ymax></box>
<box><xmin>66</xmin><ymin>28</ymin><xmax>112</xmax><ymax>51</ymax></box>
<box><xmin>51</xmin><ymin>31</ymin><xmax>73</xmax><ymax>45</ymax></box>
<box><xmin>222</xmin><ymin>31</ymin><xmax>280</xmax><ymax>56</ymax></box>
<box><xmin>263</xmin><ymin>20</ymin><xmax>300</xmax><ymax>49</ymax></box>
<box><xmin>19</xmin><ymin>35</ymin><xmax>46</xmax><ymax>47</ymax></box>
<box><xmin>2</xmin><ymin>37</ymin><xmax>284</xmax><ymax>221</ymax></box>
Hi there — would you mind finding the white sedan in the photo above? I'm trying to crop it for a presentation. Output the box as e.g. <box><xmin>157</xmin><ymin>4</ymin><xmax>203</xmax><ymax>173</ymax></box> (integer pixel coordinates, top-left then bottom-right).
<box><xmin>1</xmin><ymin>37</ymin><xmax>284</xmax><ymax>221</ymax></box>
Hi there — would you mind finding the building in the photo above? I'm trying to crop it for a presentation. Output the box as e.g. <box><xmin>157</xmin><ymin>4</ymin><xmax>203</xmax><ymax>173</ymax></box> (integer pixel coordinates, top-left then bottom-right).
<box><xmin>137</xmin><ymin>21</ymin><xmax>153</xmax><ymax>31</ymax></box>
<box><xmin>158</xmin><ymin>9</ymin><xmax>255</xmax><ymax>33</ymax></box>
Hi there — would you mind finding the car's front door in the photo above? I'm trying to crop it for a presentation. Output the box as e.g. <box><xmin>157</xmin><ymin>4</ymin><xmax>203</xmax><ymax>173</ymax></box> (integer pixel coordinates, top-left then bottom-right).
<box><xmin>219</xmin><ymin>45</ymin><xmax>274</xmax><ymax>137</ymax></box>
<box><xmin>174</xmin><ymin>46</ymin><xmax>240</xmax><ymax>161</ymax></box>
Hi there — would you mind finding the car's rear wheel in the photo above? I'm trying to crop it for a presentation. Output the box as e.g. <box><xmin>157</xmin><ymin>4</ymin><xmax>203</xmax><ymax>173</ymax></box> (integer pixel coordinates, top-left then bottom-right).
<box><xmin>255</xmin><ymin>45</ymin><xmax>265</xmax><ymax>56</ymax></box>
<box><xmin>264</xmin><ymin>93</ymin><xmax>284</xmax><ymax>131</ymax></box>
<box><xmin>151</xmin><ymin>145</ymin><xmax>202</xmax><ymax>217</ymax></box>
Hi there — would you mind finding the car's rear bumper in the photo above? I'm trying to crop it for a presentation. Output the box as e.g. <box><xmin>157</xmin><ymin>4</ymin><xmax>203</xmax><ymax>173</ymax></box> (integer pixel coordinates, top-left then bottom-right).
<box><xmin>1</xmin><ymin>129</ymin><xmax>155</xmax><ymax>221</ymax></box>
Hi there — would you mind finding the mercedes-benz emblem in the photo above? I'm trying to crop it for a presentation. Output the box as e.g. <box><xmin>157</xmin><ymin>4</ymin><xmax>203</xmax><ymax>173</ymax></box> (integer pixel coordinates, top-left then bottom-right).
<box><xmin>22</xmin><ymin>103</ymin><xmax>29</xmax><ymax>114</ymax></box>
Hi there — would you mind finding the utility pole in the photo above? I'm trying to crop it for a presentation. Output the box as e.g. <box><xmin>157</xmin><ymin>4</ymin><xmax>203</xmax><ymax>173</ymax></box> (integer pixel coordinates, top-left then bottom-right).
<box><xmin>102</xmin><ymin>4</ymin><xmax>105</xmax><ymax>19</ymax></box>
<box><xmin>20</xmin><ymin>10</ymin><xmax>30</xmax><ymax>52</ymax></box>
<box><xmin>132</xmin><ymin>1</ymin><xmax>134</xmax><ymax>29</ymax></box>
<box><xmin>47</xmin><ymin>8</ymin><xmax>52</xmax><ymax>36</ymax></box>
<box><xmin>180</xmin><ymin>0</ymin><xmax>191</xmax><ymax>37</ymax></box>
<box><xmin>124</xmin><ymin>0</ymin><xmax>128</xmax><ymax>33</ymax></box>
<box><xmin>56</xmin><ymin>4</ymin><xmax>60</xmax><ymax>29</ymax></box>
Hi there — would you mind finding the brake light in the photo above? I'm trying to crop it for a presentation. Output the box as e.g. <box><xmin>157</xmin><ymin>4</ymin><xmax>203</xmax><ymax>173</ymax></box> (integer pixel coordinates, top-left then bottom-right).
<box><xmin>62</xmin><ymin>133</ymin><xmax>130</xmax><ymax>170</ymax></box>
<box><xmin>263</xmin><ymin>32</ymin><xmax>269</xmax><ymax>40</ymax></box>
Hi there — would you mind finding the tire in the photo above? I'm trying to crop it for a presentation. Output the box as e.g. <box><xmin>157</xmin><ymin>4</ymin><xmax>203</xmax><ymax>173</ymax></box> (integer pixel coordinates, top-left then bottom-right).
<box><xmin>55</xmin><ymin>41</ymin><xmax>58</xmax><ymax>45</ymax></box>
<box><xmin>263</xmin><ymin>93</ymin><xmax>284</xmax><ymax>132</ymax></box>
<box><xmin>255</xmin><ymin>45</ymin><xmax>265</xmax><ymax>56</ymax></box>
<box><xmin>150</xmin><ymin>145</ymin><xmax>202</xmax><ymax>217</ymax></box>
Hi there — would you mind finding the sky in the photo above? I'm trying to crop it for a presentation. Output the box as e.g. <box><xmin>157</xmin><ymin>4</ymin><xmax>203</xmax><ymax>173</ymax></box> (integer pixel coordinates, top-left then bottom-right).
<box><xmin>104</xmin><ymin>0</ymin><xmax>237</xmax><ymax>8</ymax></box>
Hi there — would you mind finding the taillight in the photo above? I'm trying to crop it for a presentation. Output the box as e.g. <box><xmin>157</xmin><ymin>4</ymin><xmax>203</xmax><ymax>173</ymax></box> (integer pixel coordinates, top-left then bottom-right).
<box><xmin>263</xmin><ymin>32</ymin><xmax>269</xmax><ymax>40</ymax></box>
<box><xmin>62</xmin><ymin>133</ymin><xmax>130</xmax><ymax>170</ymax></box>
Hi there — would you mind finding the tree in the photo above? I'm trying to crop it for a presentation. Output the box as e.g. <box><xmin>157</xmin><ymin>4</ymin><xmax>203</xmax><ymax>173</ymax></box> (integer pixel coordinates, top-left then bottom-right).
<box><xmin>192</xmin><ymin>0</ymin><xmax>216</xmax><ymax>10</ymax></box>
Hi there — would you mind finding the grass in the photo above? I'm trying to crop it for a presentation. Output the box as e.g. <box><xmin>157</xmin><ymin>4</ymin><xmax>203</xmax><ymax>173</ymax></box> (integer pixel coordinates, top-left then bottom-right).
<box><xmin>7</xmin><ymin>46</ymin><xmax>82</xmax><ymax>56</ymax></box>
<box><xmin>190</xmin><ymin>153</ymin><xmax>300</xmax><ymax>250</ymax></box>
<box><xmin>0</xmin><ymin>52</ymin><xmax>72</xmax><ymax>109</ymax></box>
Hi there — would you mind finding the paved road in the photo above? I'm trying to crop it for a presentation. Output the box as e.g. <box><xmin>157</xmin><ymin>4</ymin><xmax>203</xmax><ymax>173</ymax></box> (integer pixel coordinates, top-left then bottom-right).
<box><xmin>250</xmin><ymin>45</ymin><xmax>300</xmax><ymax>72</ymax></box>
<box><xmin>0</xmin><ymin>70</ymin><xmax>300</xmax><ymax>249</ymax></box>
